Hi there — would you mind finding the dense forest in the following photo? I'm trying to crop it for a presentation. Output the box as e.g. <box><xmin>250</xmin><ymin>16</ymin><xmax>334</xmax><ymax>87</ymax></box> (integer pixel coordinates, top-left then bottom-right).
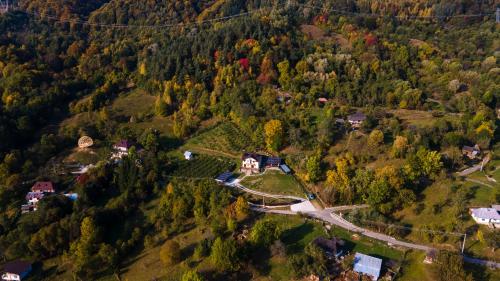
<box><xmin>0</xmin><ymin>0</ymin><xmax>498</xmax><ymax>280</ymax></box>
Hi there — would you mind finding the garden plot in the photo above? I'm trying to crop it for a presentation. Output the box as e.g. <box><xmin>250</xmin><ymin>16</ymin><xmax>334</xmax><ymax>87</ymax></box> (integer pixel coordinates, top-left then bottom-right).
<box><xmin>183</xmin><ymin>122</ymin><xmax>254</xmax><ymax>157</ymax></box>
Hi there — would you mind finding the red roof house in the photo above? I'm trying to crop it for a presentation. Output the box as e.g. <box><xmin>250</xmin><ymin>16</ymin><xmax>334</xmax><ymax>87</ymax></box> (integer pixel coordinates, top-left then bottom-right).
<box><xmin>31</xmin><ymin>182</ymin><xmax>55</xmax><ymax>193</ymax></box>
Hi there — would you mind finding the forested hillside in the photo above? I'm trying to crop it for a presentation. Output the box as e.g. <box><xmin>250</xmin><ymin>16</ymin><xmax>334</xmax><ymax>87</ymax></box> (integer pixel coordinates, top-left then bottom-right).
<box><xmin>0</xmin><ymin>0</ymin><xmax>498</xmax><ymax>280</ymax></box>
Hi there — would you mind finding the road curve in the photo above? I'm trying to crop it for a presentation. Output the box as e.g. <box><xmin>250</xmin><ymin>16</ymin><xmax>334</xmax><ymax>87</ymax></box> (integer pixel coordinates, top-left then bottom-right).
<box><xmin>252</xmin><ymin>207</ymin><xmax>500</xmax><ymax>269</ymax></box>
<box><xmin>225</xmin><ymin>181</ymin><xmax>306</xmax><ymax>202</ymax></box>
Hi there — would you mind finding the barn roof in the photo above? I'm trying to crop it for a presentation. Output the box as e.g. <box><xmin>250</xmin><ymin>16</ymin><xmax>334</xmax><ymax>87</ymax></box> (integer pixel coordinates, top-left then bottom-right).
<box><xmin>353</xmin><ymin>253</ymin><xmax>382</xmax><ymax>280</ymax></box>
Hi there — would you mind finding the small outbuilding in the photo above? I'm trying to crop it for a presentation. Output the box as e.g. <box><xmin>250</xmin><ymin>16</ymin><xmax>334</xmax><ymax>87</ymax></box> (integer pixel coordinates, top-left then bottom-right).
<box><xmin>423</xmin><ymin>249</ymin><xmax>437</xmax><ymax>264</ymax></box>
<box><xmin>353</xmin><ymin>252</ymin><xmax>382</xmax><ymax>281</ymax></box>
<box><xmin>1</xmin><ymin>260</ymin><xmax>32</xmax><ymax>281</ymax></box>
<box><xmin>462</xmin><ymin>144</ymin><xmax>480</xmax><ymax>159</ymax></box>
<box><xmin>215</xmin><ymin>172</ymin><xmax>233</xmax><ymax>184</ymax></box>
<box><xmin>184</xmin><ymin>151</ymin><xmax>193</xmax><ymax>160</ymax></box>
<box><xmin>280</xmin><ymin>164</ymin><xmax>291</xmax><ymax>174</ymax></box>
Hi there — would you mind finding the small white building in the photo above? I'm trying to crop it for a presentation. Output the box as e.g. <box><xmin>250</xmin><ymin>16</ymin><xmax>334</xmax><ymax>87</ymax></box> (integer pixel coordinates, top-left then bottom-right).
<box><xmin>184</xmin><ymin>151</ymin><xmax>193</xmax><ymax>160</ymax></box>
<box><xmin>112</xmin><ymin>140</ymin><xmax>133</xmax><ymax>159</ymax></box>
<box><xmin>1</xmin><ymin>260</ymin><xmax>32</xmax><ymax>281</ymax></box>
<box><xmin>470</xmin><ymin>207</ymin><xmax>500</xmax><ymax>227</ymax></box>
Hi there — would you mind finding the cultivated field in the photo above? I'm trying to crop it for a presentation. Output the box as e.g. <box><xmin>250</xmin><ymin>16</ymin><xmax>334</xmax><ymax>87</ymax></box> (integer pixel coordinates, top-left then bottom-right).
<box><xmin>182</xmin><ymin>122</ymin><xmax>254</xmax><ymax>158</ymax></box>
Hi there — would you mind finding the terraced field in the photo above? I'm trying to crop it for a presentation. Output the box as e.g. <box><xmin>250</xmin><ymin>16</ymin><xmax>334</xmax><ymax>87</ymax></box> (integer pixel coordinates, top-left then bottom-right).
<box><xmin>183</xmin><ymin>122</ymin><xmax>254</xmax><ymax>157</ymax></box>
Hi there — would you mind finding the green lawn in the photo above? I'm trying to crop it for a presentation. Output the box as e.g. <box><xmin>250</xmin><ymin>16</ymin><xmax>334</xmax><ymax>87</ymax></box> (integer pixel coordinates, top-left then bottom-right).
<box><xmin>397</xmin><ymin>251</ymin><xmax>434</xmax><ymax>281</ymax></box>
<box><xmin>240</xmin><ymin>170</ymin><xmax>305</xmax><ymax>197</ymax></box>
<box><xmin>110</xmin><ymin>90</ymin><xmax>174</xmax><ymax>137</ymax></box>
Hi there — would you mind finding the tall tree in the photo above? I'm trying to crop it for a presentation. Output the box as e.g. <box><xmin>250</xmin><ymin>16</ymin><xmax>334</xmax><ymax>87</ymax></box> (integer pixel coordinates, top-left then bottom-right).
<box><xmin>264</xmin><ymin>119</ymin><xmax>283</xmax><ymax>152</ymax></box>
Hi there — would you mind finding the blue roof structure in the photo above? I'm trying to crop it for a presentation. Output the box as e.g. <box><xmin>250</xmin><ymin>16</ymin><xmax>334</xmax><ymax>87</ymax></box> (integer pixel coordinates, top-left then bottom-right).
<box><xmin>266</xmin><ymin>156</ymin><xmax>282</xmax><ymax>166</ymax></box>
<box><xmin>353</xmin><ymin>253</ymin><xmax>382</xmax><ymax>281</ymax></box>
<box><xmin>215</xmin><ymin>172</ymin><xmax>233</xmax><ymax>183</ymax></box>
<box><xmin>280</xmin><ymin>164</ymin><xmax>291</xmax><ymax>174</ymax></box>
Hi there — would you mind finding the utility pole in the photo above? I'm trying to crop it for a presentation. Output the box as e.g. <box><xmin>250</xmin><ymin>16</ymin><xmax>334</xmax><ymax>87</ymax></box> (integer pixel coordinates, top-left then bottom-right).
<box><xmin>461</xmin><ymin>233</ymin><xmax>467</xmax><ymax>254</ymax></box>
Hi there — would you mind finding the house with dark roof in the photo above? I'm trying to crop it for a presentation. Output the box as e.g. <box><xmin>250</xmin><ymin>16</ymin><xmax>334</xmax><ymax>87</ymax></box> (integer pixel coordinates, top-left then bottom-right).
<box><xmin>112</xmin><ymin>139</ymin><xmax>133</xmax><ymax>159</ymax></box>
<box><xmin>462</xmin><ymin>144</ymin><xmax>480</xmax><ymax>159</ymax></box>
<box><xmin>240</xmin><ymin>153</ymin><xmax>283</xmax><ymax>175</ymax></box>
<box><xmin>31</xmin><ymin>181</ymin><xmax>55</xmax><ymax>193</ymax></box>
<box><xmin>25</xmin><ymin>192</ymin><xmax>45</xmax><ymax>204</ymax></box>
<box><xmin>1</xmin><ymin>260</ymin><xmax>31</xmax><ymax>281</ymax></box>
<box><xmin>113</xmin><ymin>139</ymin><xmax>133</xmax><ymax>152</ymax></box>
<box><xmin>347</xmin><ymin>112</ymin><xmax>367</xmax><ymax>128</ymax></box>
<box><xmin>353</xmin><ymin>253</ymin><xmax>382</xmax><ymax>281</ymax></box>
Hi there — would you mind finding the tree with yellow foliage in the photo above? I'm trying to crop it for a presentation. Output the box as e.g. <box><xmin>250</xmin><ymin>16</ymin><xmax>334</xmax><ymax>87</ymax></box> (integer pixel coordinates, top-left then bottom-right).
<box><xmin>367</xmin><ymin>129</ymin><xmax>384</xmax><ymax>151</ymax></box>
<box><xmin>392</xmin><ymin>136</ymin><xmax>408</xmax><ymax>158</ymax></box>
<box><xmin>264</xmin><ymin>119</ymin><xmax>283</xmax><ymax>152</ymax></box>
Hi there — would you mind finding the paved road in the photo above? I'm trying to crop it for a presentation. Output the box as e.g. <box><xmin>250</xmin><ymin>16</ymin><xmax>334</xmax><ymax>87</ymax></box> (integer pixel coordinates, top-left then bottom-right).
<box><xmin>325</xmin><ymin>204</ymin><xmax>370</xmax><ymax>212</ymax></box>
<box><xmin>234</xmin><ymin>177</ymin><xmax>499</xmax><ymax>268</ymax></box>
<box><xmin>252</xmin><ymin>206</ymin><xmax>500</xmax><ymax>269</ymax></box>
<box><xmin>457</xmin><ymin>155</ymin><xmax>490</xmax><ymax>177</ymax></box>
<box><xmin>225</xmin><ymin>180</ymin><xmax>306</xmax><ymax>202</ymax></box>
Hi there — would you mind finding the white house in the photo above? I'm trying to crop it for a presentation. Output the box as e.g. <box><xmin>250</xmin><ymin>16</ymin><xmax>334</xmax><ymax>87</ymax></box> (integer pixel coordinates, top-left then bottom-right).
<box><xmin>470</xmin><ymin>207</ymin><xmax>500</xmax><ymax>227</ymax></box>
<box><xmin>112</xmin><ymin>140</ymin><xmax>133</xmax><ymax>159</ymax></box>
<box><xmin>184</xmin><ymin>151</ymin><xmax>193</xmax><ymax>160</ymax></box>
<box><xmin>25</xmin><ymin>192</ymin><xmax>44</xmax><ymax>204</ymax></box>
<box><xmin>240</xmin><ymin>153</ymin><xmax>263</xmax><ymax>175</ymax></box>
<box><xmin>1</xmin><ymin>260</ymin><xmax>32</xmax><ymax>281</ymax></box>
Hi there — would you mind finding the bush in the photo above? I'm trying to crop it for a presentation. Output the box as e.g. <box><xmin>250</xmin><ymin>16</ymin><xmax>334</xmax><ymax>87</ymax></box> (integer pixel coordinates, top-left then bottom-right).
<box><xmin>160</xmin><ymin>240</ymin><xmax>181</xmax><ymax>266</ymax></box>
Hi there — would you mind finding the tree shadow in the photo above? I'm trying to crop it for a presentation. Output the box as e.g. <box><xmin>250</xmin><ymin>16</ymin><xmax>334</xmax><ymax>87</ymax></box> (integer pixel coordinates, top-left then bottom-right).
<box><xmin>281</xmin><ymin>222</ymin><xmax>314</xmax><ymax>254</ymax></box>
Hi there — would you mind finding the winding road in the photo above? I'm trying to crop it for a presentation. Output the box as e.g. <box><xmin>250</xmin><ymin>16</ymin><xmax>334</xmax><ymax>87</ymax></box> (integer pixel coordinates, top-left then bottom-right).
<box><xmin>225</xmin><ymin>179</ymin><xmax>306</xmax><ymax>202</ymax></box>
<box><xmin>227</xmin><ymin>178</ymin><xmax>500</xmax><ymax>269</ymax></box>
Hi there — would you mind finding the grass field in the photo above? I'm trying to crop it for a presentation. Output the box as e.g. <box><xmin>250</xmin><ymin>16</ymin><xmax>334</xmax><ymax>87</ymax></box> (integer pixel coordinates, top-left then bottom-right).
<box><xmin>182</xmin><ymin>122</ymin><xmax>254</xmax><ymax>158</ymax></box>
<box><xmin>239</xmin><ymin>170</ymin><xmax>305</xmax><ymax>197</ymax></box>
<box><xmin>170</xmin><ymin>154</ymin><xmax>236</xmax><ymax>178</ymax></box>
<box><xmin>110</xmin><ymin>90</ymin><xmax>174</xmax><ymax>136</ymax></box>
<box><xmin>389</xmin><ymin>177</ymin><xmax>499</xmax><ymax>261</ymax></box>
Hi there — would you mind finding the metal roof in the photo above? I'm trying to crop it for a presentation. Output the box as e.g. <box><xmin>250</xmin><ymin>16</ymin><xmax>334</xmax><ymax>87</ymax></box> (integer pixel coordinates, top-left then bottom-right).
<box><xmin>215</xmin><ymin>172</ymin><xmax>233</xmax><ymax>182</ymax></box>
<box><xmin>353</xmin><ymin>253</ymin><xmax>382</xmax><ymax>280</ymax></box>
<box><xmin>280</xmin><ymin>164</ymin><xmax>291</xmax><ymax>173</ymax></box>
<box><xmin>471</xmin><ymin>208</ymin><xmax>500</xmax><ymax>220</ymax></box>
<box><xmin>266</xmin><ymin>156</ymin><xmax>282</xmax><ymax>166</ymax></box>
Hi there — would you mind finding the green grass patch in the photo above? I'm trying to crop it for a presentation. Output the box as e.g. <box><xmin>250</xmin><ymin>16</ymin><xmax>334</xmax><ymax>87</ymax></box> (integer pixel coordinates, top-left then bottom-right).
<box><xmin>240</xmin><ymin>170</ymin><xmax>305</xmax><ymax>197</ymax></box>
<box><xmin>397</xmin><ymin>251</ymin><xmax>433</xmax><ymax>281</ymax></box>
<box><xmin>182</xmin><ymin>122</ymin><xmax>254</xmax><ymax>158</ymax></box>
<box><xmin>170</xmin><ymin>154</ymin><xmax>236</xmax><ymax>178</ymax></box>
